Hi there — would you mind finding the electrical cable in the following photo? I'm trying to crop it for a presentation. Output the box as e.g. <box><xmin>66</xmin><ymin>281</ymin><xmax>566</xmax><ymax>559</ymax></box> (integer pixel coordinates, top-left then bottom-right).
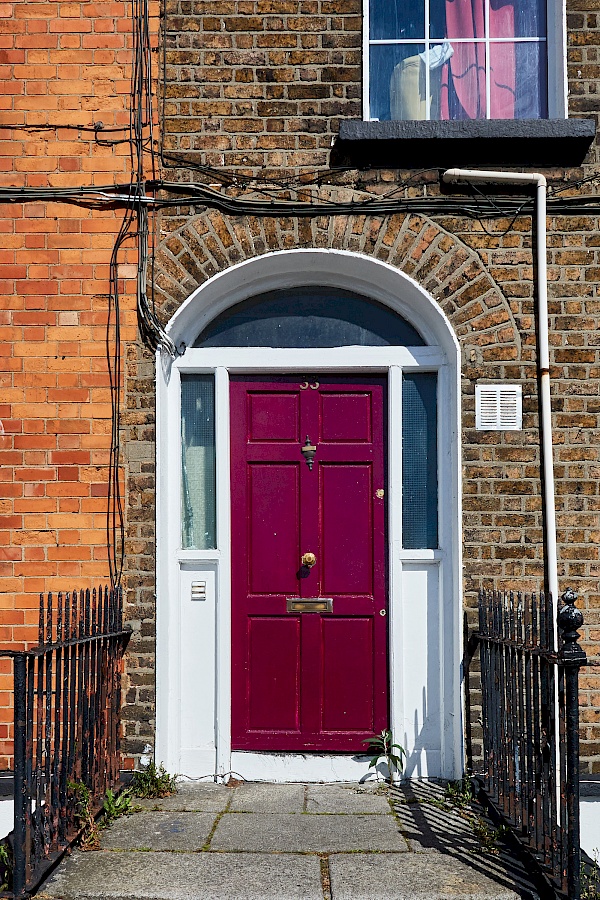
<box><xmin>104</xmin><ymin>0</ymin><xmax>176</xmax><ymax>590</ymax></box>
<box><xmin>7</xmin><ymin>177</ymin><xmax>600</xmax><ymax>219</ymax></box>
<box><xmin>106</xmin><ymin>200</ymin><xmax>132</xmax><ymax>590</ymax></box>
<box><xmin>132</xmin><ymin>0</ymin><xmax>175</xmax><ymax>354</ymax></box>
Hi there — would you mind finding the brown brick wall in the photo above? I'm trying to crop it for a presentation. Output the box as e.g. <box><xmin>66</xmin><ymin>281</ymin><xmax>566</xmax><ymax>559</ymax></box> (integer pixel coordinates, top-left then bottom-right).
<box><xmin>153</xmin><ymin>1</ymin><xmax>600</xmax><ymax>772</ymax></box>
<box><xmin>0</xmin><ymin>0</ymin><xmax>599</xmax><ymax>775</ymax></box>
<box><xmin>163</xmin><ymin>0</ymin><xmax>362</xmax><ymax>174</ymax></box>
<box><xmin>568</xmin><ymin>4</ymin><xmax>600</xmax><ymax>164</ymax></box>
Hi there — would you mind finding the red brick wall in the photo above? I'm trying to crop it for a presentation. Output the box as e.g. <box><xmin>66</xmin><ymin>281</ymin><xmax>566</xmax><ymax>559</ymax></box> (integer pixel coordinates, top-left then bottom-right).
<box><xmin>0</xmin><ymin>0</ymin><xmax>157</xmax><ymax>768</ymax></box>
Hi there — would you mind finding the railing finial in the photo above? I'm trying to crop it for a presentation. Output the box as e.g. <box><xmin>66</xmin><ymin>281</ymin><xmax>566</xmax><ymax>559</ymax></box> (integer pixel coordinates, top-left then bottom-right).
<box><xmin>558</xmin><ymin>588</ymin><xmax>586</xmax><ymax>663</ymax></box>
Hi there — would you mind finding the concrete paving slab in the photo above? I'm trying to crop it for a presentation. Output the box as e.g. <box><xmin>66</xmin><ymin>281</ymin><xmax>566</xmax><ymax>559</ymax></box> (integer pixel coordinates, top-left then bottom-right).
<box><xmin>388</xmin><ymin>783</ymin><xmax>540</xmax><ymax>896</ymax></box>
<box><xmin>229</xmin><ymin>782</ymin><xmax>304</xmax><ymax>813</ymax></box>
<box><xmin>42</xmin><ymin>780</ymin><xmax>543</xmax><ymax>900</ymax></box>
<box><xmin>100</xmin><ymin>812</ymin><xmax>217</xmax><ymax>851</ymax></box>
<box><xmin>135</xmin><ymin>782</ymin><xmax>230</xmax><ymax>812</ymax></box>
<box><xmin>391</xmin><ymin>788</ymin><xmax>479</xmax><ymax>853</ymax></box>
<box><xmin>42</xmin><ymin>850</ymin><xmax>323</xmax><ymax>899</ymax></box>
<box><xmin>306</xmin><ymin>782</ymin><xmax>390</xmax><ymax>814</ymax></box>
<box><xmin>211</xmin><ymin>811</ymin><xmax>408</xmax><ymax>852</ymax></box>
<box><xmin>329</xmin><ymin>853</ymin><xmax>523</xmax><ymax>899</ymax></box>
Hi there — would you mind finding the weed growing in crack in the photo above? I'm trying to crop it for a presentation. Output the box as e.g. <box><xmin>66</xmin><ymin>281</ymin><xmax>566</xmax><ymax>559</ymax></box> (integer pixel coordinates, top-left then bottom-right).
<box><xmin>470</xmin><ymin>817</ymin><xmax>508</xmax><ymax>855</ymax></box>
<box><xmin>582</xmin><ymin>849</ymin><xmax>600</xmax><ymax>900</ymax></box>
<box><xmin>0</xmin><ymin>841</ymin><xmax>12</xmax><ymax>891</ymax></box>
<box><xmin>362</xmin><ymin>729</ymin><xmax>405</xmax><ymax>783</ymax></box>
<box><xmin>444</xmin><ymin>778</ymin><xmax>474</xmax><ymax>809</ymax></box>
<box><xmin>423</xmin><ymin>777</ymin><xmax>507</xmax><ymax>856</ymax></box>
<box><xmin>68</xmin><ymin>781</ymin><xmax>101</xmax><ymax>851</ymax></box>
<box><xmin>69</xmin><ymin>781</ymin><xmax>142</xmax><ymax>851</ymax></box>
<box><xmin>131</xmin><ymin>762</ymin><xmax>178</xmax><ymax>799</ymax></box>
<box><xmin>103</xmin><ymin>787</ymin><xmax>140</xmax><ymax>822</ymax></box>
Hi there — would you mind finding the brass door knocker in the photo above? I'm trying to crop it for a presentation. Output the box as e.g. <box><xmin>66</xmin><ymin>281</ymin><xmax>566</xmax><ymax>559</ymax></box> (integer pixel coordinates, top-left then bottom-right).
<box><xmin>300</xmin><ymin>435</ymin><xmax>317</xmax><ymax>470</ymax></box>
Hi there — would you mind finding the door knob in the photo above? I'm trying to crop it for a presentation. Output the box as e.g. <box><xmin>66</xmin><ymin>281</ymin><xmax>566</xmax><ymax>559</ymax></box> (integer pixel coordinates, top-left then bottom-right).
<box><xmin>301</xmin><ymin>552</ymin><xmax>317</xmax><ymax>568</ymax></box>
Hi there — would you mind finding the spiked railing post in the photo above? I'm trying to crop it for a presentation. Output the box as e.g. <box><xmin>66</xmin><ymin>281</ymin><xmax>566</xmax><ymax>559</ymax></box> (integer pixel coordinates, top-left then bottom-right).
<box><xmin>558</xmin><ymin>588</ymin><xmax>587</xmax><ymax>900</ymax></box>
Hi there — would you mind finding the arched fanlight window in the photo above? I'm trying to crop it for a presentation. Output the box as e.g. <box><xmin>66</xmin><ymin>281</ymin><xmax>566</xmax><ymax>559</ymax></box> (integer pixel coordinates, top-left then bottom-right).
<box><xmin>193</xmin><ymin>286</ymin><xmax>426</xmax><ymax>348</ymax></box>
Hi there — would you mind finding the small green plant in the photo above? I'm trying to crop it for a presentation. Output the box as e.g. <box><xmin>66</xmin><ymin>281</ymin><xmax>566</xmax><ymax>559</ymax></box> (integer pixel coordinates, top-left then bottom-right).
<box><xmin>0</xmin><ymin>842</ymin><xmax>12</xmax><ymax>892</ymax></box>
<box><xmin>445</xmin><ymin>777</ymin><xmax>475</xmax><ymax>810</ymax></box>
<box><xmin>470</xmin><ymin>816</ymin><xmax>507</xmax><ymax>855</ymax></box>
<box><xmin>362</xmin><ymin>729</ymin><xmax>405</xmax><ymax>783</ymax></box>
<box><xmin>582</xmin><ymin>848</ymin><xmax>600</xmax><ymax>900</ymax></box>
<box><xmin>68</xmin><ymin>780</ymin><xmax>100</xmax><ymax>851</ymax></box>
<box><xmin>423</xmin><ymin>776</ymin><xmax>507</xmax><ymax>856</ymax></box>
<box><xmin>131</xmin><ymin>761</ymin><xmax>177</xmax><ymax>799</ymax></box>
<box><xmin>102</xmin><ymin>787</ymin><xmax>135</xmax><ymax>823</ymax></box>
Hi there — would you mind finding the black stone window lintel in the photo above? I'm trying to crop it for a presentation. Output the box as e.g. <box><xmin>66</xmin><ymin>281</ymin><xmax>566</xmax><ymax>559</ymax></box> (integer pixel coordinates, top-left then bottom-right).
<box><xmin>333</xmin><ymin>119</ymin><xmax>596</xmax><ymax>168</ymax></box>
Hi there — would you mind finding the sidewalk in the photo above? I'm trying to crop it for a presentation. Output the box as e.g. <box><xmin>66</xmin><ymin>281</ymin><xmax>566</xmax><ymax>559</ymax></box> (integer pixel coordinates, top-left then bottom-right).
<box><xmin>41</xmin><ymin>781</ymin><xmax>540</xmax><ymax>900</ymax></box>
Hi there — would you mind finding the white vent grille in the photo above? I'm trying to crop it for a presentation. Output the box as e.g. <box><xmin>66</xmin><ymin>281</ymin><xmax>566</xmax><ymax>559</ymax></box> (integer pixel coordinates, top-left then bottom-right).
<box><xmin>475</xmin><ymin>385</ymin><xmax>522</xmax><ymax>431</ymax></box>
<box><xmin>191</xmin><ymin>581</ymin><xmax>206</xmax><ymax>600</ymax></box>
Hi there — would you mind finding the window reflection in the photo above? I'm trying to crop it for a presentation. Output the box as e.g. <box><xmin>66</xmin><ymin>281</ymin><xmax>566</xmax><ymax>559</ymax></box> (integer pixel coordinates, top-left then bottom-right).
<box><xmin>193</xmin><ymin>287</ymin><xmax>426</xmax><ymax>349</ymax></box>
<box><xmin>181</xmin><ymin>376</ymin><xmax>216</xmax><ymax>550</ymax></box>
<box><xmin>368</xmin><ymin>0</ymin><xmax>547</xmax><ymax>120</ymax></box>
<box><xmin>402</xmin><ymin>373</ymin><xmax>438</xmax><ymax>550</ymax></box>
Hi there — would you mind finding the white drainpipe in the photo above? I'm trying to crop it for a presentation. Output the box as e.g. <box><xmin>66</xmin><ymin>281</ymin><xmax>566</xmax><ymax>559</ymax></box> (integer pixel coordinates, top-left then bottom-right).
<box><xmin>442</xmin><ymin>168</ymin><xmax>559</xmax><ymax>646</ymax></box>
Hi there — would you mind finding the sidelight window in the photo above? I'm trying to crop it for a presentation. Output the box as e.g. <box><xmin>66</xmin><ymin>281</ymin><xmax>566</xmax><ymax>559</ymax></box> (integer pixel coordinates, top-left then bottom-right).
<box><xmin>181</xmin><ymin>375</ymin><xmax>216</xmax><ymax>549</ymax></box>
<box><xmin>402</xmin><ymin>372</ymin><xmax>438</xmax><ymax>549</ymax></box>
<box><xmin>367</xmin><ymin>0</ymin><xmax>549</xmax><ymax>121</ymax></box>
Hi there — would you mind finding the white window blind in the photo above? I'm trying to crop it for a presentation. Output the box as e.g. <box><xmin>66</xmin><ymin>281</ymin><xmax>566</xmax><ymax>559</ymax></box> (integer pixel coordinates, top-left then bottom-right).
<box><xmin>475</xmin><ymin>384</ymin><xmax>522</xmax><ymax>431</ymax></box>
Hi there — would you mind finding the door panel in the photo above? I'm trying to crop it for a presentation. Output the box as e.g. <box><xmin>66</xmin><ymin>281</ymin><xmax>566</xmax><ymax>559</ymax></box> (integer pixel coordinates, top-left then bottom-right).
<box><xmin>320</xmin><ymin>464</ymin><xmax>373</xmax><ymax>595</ymax></box>
<box><xmin>248</xmin><ymin>463</ymin><xmax>300</xmax><ymax>595</ymax></box>
<box><xmin>249</xmin><ymin>392</ymin><xmax>300</xmax><ymax>442</ymax></box>
<box><xmin>248</xmin><ymin>617</ymin><xmax>300</xmax><ymax>732</ymax></box>
<box><xmin>231</xmin><ymin>376</ymin><xmax>388</xmax><ymax>752</ymax></box>
<box><xmin>321</xmin><ymin>617</ymin><xmax>374</xmax><ymax>732</ymax></box>
<box><xmin>320</xmin><ymin>392</ymin><xmax>372</xmax><ymax>442</ymax></box>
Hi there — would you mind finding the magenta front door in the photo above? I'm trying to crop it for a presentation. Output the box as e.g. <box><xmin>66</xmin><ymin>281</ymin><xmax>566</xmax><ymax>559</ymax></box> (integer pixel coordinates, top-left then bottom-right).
<box><xmin>230</xmin><ymin>376</ymin><xmax>388</xmax><ymax>752</ymax></box>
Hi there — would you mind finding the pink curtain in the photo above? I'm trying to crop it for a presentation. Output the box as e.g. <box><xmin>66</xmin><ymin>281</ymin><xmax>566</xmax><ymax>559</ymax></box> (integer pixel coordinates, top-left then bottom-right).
<box><xmin>440</xmin><ymin>0</ymin><xmax>516</xmax><ymax>119</ymax></box>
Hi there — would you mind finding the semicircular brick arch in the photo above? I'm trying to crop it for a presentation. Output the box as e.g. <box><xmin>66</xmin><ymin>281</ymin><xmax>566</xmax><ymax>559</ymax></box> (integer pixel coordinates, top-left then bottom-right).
<box><xmin>154</xmin><ymin>204</ymin><xmax>521</xmax><ymax>366</ymax></box>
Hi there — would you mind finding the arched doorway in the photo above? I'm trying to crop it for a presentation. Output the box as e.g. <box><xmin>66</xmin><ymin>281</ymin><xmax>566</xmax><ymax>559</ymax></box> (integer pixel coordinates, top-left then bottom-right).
<box><xmin>156</xmin><ymin>249</ymin><xmax>462</xmax><ymax>782</ymax></box>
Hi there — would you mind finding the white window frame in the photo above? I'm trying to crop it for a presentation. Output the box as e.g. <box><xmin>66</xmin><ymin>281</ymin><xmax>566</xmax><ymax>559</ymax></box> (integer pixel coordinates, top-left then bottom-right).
<box><xmin>362</xmin><ymin>0</ymin><xmax>567</xmax><ymax>121</ymax></box>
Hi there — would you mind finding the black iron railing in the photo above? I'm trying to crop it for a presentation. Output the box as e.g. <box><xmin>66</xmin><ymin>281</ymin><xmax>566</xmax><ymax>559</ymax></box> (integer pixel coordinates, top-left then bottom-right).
<box><xmin>0</xmin><ymin>586</ymin><xmax>130</xmax><ymax>898</ymax></box>
<box><xmin>475</xmin><ymin>587</ymin><xmax>587</xmax><ymax>899</ymax></box>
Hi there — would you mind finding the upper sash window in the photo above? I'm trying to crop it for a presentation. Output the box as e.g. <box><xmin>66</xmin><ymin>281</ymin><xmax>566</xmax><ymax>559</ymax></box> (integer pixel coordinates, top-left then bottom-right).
<box><xmin>367</xmin><ymin>0</ymin><xmax>549</xmax><ymax>121</ymax></box>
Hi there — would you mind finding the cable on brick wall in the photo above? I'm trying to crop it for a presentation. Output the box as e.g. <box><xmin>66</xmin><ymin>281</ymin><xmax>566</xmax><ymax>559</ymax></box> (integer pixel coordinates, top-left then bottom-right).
<box><xmin>6</xmin><ymin>178</ymin><xmax>600</xmax><ymax>218</ymax></box>
<box><xmin>104</xmin><ymin>0</ymin><xmax>176</xmax><ymax>590</ymax></box>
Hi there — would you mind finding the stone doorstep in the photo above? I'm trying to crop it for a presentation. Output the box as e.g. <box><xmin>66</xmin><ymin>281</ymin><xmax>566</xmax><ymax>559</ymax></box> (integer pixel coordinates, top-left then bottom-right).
<box><xmin>210</xmin><ymin>812</ymin><xmax>408</xmax><ymax>853</ymax></box>
<box><xmin>40</xmin><ymin>851</ymin><xmax>326</xmax><ymax>900</ymax></box>
<box><xmin>40</xmin><ymin>782</ymin><xmax>539</xmax><ymax>900</ymax></box>
<box><xmin>40</xmin><ymin>850</ymin><xmax>527</xmax><ymax>900</ymax></box>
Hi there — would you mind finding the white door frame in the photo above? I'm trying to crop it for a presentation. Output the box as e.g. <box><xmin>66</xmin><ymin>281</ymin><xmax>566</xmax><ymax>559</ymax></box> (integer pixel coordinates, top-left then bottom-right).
<box><xmin>155</xmin><ymin>249</ymin><xmax>463</xmax><ymax>782</ymax></box>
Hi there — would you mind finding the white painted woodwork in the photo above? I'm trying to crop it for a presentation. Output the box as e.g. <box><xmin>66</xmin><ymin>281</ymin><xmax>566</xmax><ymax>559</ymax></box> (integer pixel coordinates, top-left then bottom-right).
<box><xmin>398</xmin><ymin>562</ymin><xmax>443</xmax><ymax>778</ymax></box>
<box><xmin>155</xmin><ymin>249</ymin><xmax>463</xmax><ymax>783</ymax></box>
